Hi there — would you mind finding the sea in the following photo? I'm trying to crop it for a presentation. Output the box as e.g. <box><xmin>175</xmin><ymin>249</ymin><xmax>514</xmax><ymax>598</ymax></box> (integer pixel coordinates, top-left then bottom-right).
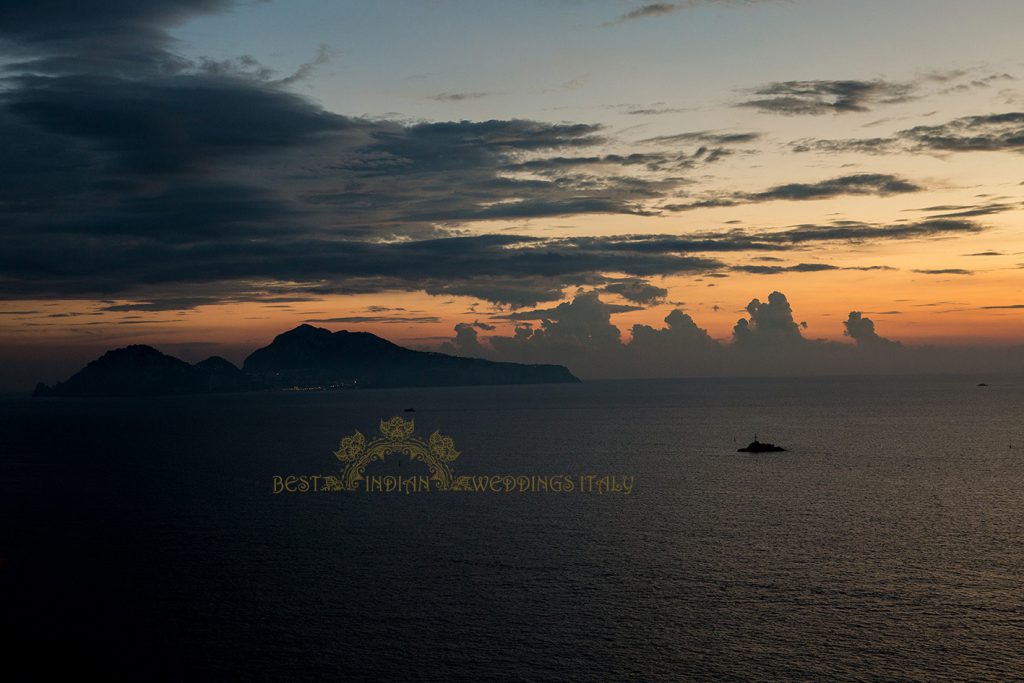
<box><xmin>2</xmin><ymin>375</ymin><xmax>1023</xmax><ymax>681</ymax></box>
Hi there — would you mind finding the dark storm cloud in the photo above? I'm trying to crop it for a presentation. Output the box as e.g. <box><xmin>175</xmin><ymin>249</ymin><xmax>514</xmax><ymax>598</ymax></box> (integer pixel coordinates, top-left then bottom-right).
<box><xmin>0</xmin><ymin>1</ymin><xmax>706</xmax><ymax>306</ymax></box>
<box><xmin>737</xmin><ymin>79</ymin><xmax>916</xmax><ymax>115</ymax></box>
<box><xmin>2</xmin><ymin>71</ymin><xmax>350</xmax><ymax>176</ymax></box>
<box><xmin>664</xmin><ymin>173</ymin><xmax>922</xmax><ymax>211</ymax></box>
<box><xmin>793</xmin><ymin>112</ymin><xmax>1024</xmax><ymax>155</ymax></box>
<box><xmin>0</xmin><ymin>0</ymin><xmax>235</xmax><ymax>74</ymax></box>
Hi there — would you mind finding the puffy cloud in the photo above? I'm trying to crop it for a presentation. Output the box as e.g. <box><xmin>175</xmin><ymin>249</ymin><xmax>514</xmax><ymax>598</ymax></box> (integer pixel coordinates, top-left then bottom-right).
<box><xmin>437</xmin><ymin>290</ymin><xmax>952</xmax><ymax>378</ymax></box>
<box><xmin>437</xmin><ymin>322</ymin><xmax>489</xmax><ymax>356</ymax></box>
<box><xmin>732</xmin><ymin>291</ymin><xmax>804</xmax><ymax>348</ymax></box>
<box><xmin>473</xmin><ymin>292</ymin><xmax>632</xmax><ymax>370</ymax></box>
<box><xmin>843</xmin><ymin>312</ymin><xmax>901</xmax><ymax>349</ymax></box>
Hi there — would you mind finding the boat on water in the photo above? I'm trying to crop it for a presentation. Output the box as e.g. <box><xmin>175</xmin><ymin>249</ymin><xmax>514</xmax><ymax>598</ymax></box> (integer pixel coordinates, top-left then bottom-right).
<box><xmin>738</xmin><ymin>437</ymin><xmax>786</xmax><ymax>453</ymax></box>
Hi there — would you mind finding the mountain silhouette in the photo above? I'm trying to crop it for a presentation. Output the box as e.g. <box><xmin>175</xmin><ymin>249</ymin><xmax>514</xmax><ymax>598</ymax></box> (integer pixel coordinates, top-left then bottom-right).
<box><xmin>33</xmin><ymin>325</ymin><xmax>578</xmax><ymax>397</ymax></box>
<box><xmin>243</xmin><ymin>324</ymin><xmax>577</xmax><ymax>389</ymax></box>
<box><xmin>32</xmin><ymin>345</ymin><xmax>250</xmax><ymax>397</ymax></box>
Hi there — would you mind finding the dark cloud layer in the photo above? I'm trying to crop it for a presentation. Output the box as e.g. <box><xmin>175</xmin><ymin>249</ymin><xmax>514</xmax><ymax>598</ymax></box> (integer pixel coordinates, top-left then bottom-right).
<box><xmin>0</xmin><ymin>1</ymin><xmax>1003</xmax><ymax>320</ymax></box>
<box><xmin>0</xmin><ymin>0</ymin><xmax>722</xmax><ymax>308</ymax></box>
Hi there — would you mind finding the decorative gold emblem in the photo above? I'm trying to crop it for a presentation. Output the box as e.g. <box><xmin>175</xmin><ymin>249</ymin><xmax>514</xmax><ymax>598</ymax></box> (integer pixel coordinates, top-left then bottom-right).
<box><xmin>329</xmin><ymin>416</ymin><xmax>461</xmax><ymax>491</ymax></box>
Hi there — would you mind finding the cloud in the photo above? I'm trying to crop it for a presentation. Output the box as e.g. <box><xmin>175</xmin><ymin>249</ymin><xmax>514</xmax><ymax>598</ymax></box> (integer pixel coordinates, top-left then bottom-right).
<box><xmin>752</xmin><ymin>174</ymin><xmax>921</xmax><ymax>199</ymax></box>
<box><xmin>793</xmin><ymin>112</ymin><xmax>1024</xmax><ymax>155</ymax></box>
<box><xmin>0</xmin><ymin>0</ymin><xmax>718</xmax><ymax>308</ymax></box>
<box><xmin>436</xmin><ymin>290</ymin><xmax>965</xmax><ymax>378</ymax></box>
<box><xmin>737</xmin><ymin>79</ymin><xmax>916</xmax><ymax>115</ymax></box>
<box><xmin>912</xmin><ymin>268</ymin><xmax>973</xmax><ymax>275</ymax></box>
<box><xmin>271</xmin><ymin>45</ymin><xmax>332</xmax><ymax>87</ymax></box>
<box><xmin>639</xmin><ymin>131</ymin><xmax>761</xmax><ymax>145</ymax></box>
<box><xmin>0</xmin><ymin>1</ymin><xmax>1002</xmax><ymax>322</ymax></box>
<box><xmin>913</xmin><ymin>202</ymin><xmax>1022</xmax><ymax>219</ymax></box>
<box><xmin>0</xmin><ymin>0</ymin><xmax>235</xmax><ymax>75</ymax></box>
<box><xmin>430</xmin><ymin>92</ymin><xmax>492</xmax><ymax>102</ymax></box>
<box><xmin>732</xmin><ymin>263</ymin><xmax>839</xmax><ymax>274</ymax></box>
<box><xmin>449</xmin><ymin>292</ymin><xmax>632</xmax><ymax>363</ymax></box>
<box><xmin>732</xmin><ymin>291</ymin><xmax>804</xmax><ymax>347</ymax></box>
<box><xmin>600</xmin><ymin>278</ymin><xmax>668</xmax><ymax>305</ymax></box>
<box><xmin>621</xmin><ymin>106</ymin><xmax>694</xmax><ymax>116</ymax></box>
<box><xmin>303</xmin><ymin>315</ymin><xmax>442</xmax><ymax>324</ymax></box>
<box><xmin>611</xmin><ymin>1</ymin><xmax>776</xmax><ymax>24</ymax></box>
<box><xmin>756</xmin><ymin>219</ymin><xmax>982</xmax><ymax>244</ymax></box>
<box><xmin>843</xmin><ymin>311</ymin><xmax>901</xmax><ymax>349</ymax></box>
<box><xmin>664</xmin><ymin>173</ymin><xmax>922</xmax><ymax>211</ymax></box>
<box><xmin>729</xmin><ymin>262</ymin><xmax>897</xmax><ymax>274</ymax></box>
<box><xmin>618</xmin><ymin>3</ymin><xmax>681</xmax><ymax>21</ymax></box>
<box><xmin>1</xmin><ymin>214</ymin><xmax>980</xmax><ymax>308</ymax></box>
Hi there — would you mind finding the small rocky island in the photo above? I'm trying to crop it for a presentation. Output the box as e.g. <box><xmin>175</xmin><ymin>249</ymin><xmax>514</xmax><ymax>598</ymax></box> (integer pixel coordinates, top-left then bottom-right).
<box><xmin>737</xmin><ymin>438</ymin><xmax>787</xmax><ymax>453</ymax></box>
<box><xmin>33</xmin><ymin>324</ymin><xmax>579</xmax><ymax>397</ymax></box>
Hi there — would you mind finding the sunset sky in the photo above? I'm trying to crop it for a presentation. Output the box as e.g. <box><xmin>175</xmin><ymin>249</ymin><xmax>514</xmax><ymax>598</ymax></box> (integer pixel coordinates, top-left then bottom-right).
<box><xmin>3</xmin><ymin>0</ymin><xmax>1024</xmax><ymax>388</ymax></box>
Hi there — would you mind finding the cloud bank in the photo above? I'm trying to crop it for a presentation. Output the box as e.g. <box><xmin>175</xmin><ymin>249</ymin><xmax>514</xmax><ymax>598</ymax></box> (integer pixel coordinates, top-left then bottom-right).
<box><xmin>439</xmin><ymin>290</ymin><xmax>1023</xmax><ymax>378</ymax></box>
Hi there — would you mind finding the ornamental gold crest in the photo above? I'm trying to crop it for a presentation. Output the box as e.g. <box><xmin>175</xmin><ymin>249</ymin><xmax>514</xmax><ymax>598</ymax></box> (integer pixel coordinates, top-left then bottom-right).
<box><xmin>271</xmin><ymin>415</ymin><xmax>634</xmax><ymax>495</ymax></box>
<box><xmin>327</xmin><ymin>416</ymin><xmax>460</xmax><ymax>491</ymax></box>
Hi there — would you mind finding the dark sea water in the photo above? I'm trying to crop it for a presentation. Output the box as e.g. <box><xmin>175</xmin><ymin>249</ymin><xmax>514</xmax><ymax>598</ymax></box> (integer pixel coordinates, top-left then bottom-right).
<box><xmin>3</xmin><ymin>376</ymin><xmax>1024</xmax><ymax>681</ymax></box>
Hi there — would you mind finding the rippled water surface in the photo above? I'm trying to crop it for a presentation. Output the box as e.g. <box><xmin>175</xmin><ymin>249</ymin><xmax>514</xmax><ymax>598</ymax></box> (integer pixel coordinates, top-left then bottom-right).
<box><xmin>3</xmin><ymin>376</ymin><xmax>1024</xmax><ymax>680</ymax></box>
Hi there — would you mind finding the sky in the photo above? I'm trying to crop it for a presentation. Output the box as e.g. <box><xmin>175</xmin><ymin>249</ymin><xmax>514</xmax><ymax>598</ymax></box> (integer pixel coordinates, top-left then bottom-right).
<box><xmin>2</xmin><ymin>0</ymin><xmax>1024</xmax><ymax>389</ymax></box>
